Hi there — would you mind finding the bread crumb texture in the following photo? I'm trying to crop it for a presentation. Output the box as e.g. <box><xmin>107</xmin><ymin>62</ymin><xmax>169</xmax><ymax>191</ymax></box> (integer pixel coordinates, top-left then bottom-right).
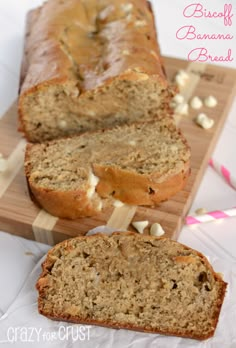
<box><xmin>36</xmin><ymin>233</ymin><xmax>227</xmax><ymax>340</ymax></box>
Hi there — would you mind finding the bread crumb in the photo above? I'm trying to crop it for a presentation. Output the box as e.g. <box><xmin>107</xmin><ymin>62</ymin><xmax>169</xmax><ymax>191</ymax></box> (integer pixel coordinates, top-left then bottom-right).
<box><xmin>0</xmin><ymin>156</ymin><xmax>8</xmax><ymax>172</ymax></box>
<box><xmin>113</xmin><ymin>200</ymin><xmax>124</xmax><ymax>208</ymax></box>
<box><xmin>150</xmin><ymin>50</ymin><xmax>158</xmax><ymax>59</ymax></box>
<box><xmin>204</xmin><ymin>96</ymin><xmax>218</xmax><ymax>108</ymax></box>
<box><xmin>150</xmin><ymin>223</ymin><xmax>165</xmax><ymax>237</ymax></box>
<box><xmin>132</xmin><ymin>221</ymin><xmax>149</xmax><ymax>234</ymax></box>
<box><xmin>190</xmin><ymin>96</ymin><xmax>203</xmax><ymax>110</ymax></box>
<box><xmin>195</xmin><ymin>113</ymin><xmax>215</xmax><ymax>129</ymax></box>
<box><xmin>195</xmin><ymin>208</ymin><xmax>208</xmax><ymax>215</ymax></box>
<box><xmin>175</xmin><ymin>103</ymin><xmax>189</xmax><ymax>116</ymax></box>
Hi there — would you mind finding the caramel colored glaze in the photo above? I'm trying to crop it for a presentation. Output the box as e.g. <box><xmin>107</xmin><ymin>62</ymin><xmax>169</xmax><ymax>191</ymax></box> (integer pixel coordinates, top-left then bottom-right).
<box><xmin>20</xmin><ymin>0</ymin><xmax>167</xmax><ymax>94</ymax></box>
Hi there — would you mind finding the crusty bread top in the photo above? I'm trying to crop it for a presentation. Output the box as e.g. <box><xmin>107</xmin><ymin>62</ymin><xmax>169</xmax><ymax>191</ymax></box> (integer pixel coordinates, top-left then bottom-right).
<box><xmin>36</xmin><ymin>232</ymin><xmax>227</xmax><ymax>340</ymax></box>
<box><xmin>20</xmin><ymin>0</ymin><xmax>167</xmax><ymax>95</ymax></box>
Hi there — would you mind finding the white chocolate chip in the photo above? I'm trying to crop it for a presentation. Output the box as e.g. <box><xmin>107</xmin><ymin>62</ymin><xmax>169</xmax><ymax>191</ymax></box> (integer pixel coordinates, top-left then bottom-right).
<box><xmin>179</xmin><ymin>69</ymin><xmax>189</xmax><ymax>80</ymax></box>
<box><xmin>135</xmin><ymin>20</ymin><xmax>147</xmax><ymax>27</ymax></box>
<box><xmin>175</xmin><ymin>70</ymin><xmax>189</xmax><ymax>87</ymax></box>
<box><xmin>195</xmin><ymin>208</ymin><xmax>208</xmax><ymax>215</ymax></box>
<box><xmin>121</xmin><ymin>3</ymin><xmax>133</xmax><ymax>13</ymax></box>
<box><xmin>175</xmin><ymin>103</ymin><xmax>189</xmax><ymax>116</ymax></box>
<box><xmin>173</xmin><ymin>94</ymin><xmax>185</xmax><ymax>105</ymax></box>
<box><xmin>122</xmin><ymin>49</ymin><xmax>130</xmax><ymax>56</ymax></box>
<box><xmin>113</xmin><ymin>200</ymin><xmax>124</xmax><ymax>208</ymax></box>
<box><xmin>132</xmin><ymin>221</ymin><xmax>149</xmax><ymax>234</ymax></box>
<box><xmin>195</xmin><ymin>113</ymin><xmax>215</xmax><ymax>129</ymax></box>
<box><xmin>128</xmin><ymin>140</ymin><xmax>136</xmax><ymax>146</ymax></box>
<box><xmin>58</xmin><ymin>120</ymin><xmax>67</xmax><ymax>130</ymax></box>
<box><xmin>204</xmin><ymin>95</ymin><xmax>218</xmax><ymax>108</ymax></box>
<box><xmin>87</xmin><ymin>110</ymin><xmax>96</xmax><ymax>117</ymax></box>
<box><xmin>150</xmin><ymin>223</ymin><xmax>165</xmax><ymax>237</ymax></box>
<box><xmin>170</xmin><ymin>101</ymin><xmax>177</xmax><ymax>109</ymax></box>
<box><xmin>0</xmin><ymin>157</ymin><xmax>8</xmax><ymax>172</ymax></box>
<box><xmin>190</xmin><ymin>96</ymin><xmax>203</xmax><ymax>110</ymax></box>
<box><xmin>175</xmin><ymin>75</ymin><xmax>186</xmax><ymax>87</ymax></box>
<box><xmin>87</xmin><ymin>171</ymin><xmax>99</xmax><ymax>198</ymax></box>
<box><xmin>97</xmin><ymin>201</ymin><xmax>103</xmax><ymax>211</ymax></box>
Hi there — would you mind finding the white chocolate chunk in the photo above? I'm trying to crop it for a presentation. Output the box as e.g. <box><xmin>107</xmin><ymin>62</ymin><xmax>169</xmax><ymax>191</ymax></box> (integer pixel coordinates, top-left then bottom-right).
<box><xmin>97</xmin><ymin>201</ymin><xmax>103</xmax><ymax>211</ymax></box>
<box><xmin>135</xmin><ymin>20</ymin><xmax>147</xmax><ymax>27</ymax></box>
<box><xmin>132</xmin><ymin>221</ymin><xmax>149</xmax><ymax>234</ymax></box>
<box><xmin>175</xmin><ymin>70</ymin><xmax>189</xmax><ymax>87</ymax></box>
<box><xmin>190</xmin><ymin>96</ymin><xmax>203</xmax><ymax>110</ymax></box>
<box><xmin>128</xmin><ymin>140</ymin><xmax>136</xmax><ymax>146</ymax></box>
<box><xmin>113</xmin><ymin>200</ymin><xmax>125</xmax><ymax>208</ymax></box>
<box><xmin>122</xmin><ymin>49</ymin><xmax>130</xmax><ymax>56</ymax></box>
<box><xmin>195</xmin><ymin>113</ymin><xmax>215</xmax><ymax>129</ymax></box>
<box><xmin>0</xmin><ymin>157</ymin><xmax>8</xmax><ymax>172</ymax></box>
<box><xmin>150</xmin><ymin>223</ymin><xmax>165</xmax><ymax>237</ymax></box>
<box><xmin>58</xmin><ymin>120</ymin><xmax>67</xmax><ymax>130</ymax></box>
<box><xmin>175</xmin><ymin>75</ymin><xmax>186</xmax><ymax>87</ymax></box>
<box><xmin>87</xmin><ymin>110</ymin><xmax>96</xmax><ymax>117</ymax></box>
<box><xmin>87</xmin><ymin>171</ymin><xmax>99</xmax><ymax>198</ymax></box>
<box><xmin>121</xmin><ymin>3</ymin><xmax>133</xmax><ymax>13</ymax></box>
<box><xmin>173</xmin><ymin>94</ymin><xmax>185</xmax><ymax>105</ymax></box>
<box><xmin>204</xmin><ymin>96</ymin><xmax>218</xmax><ymax>108</ymax></box>
<box><xmin>179</xmin><ymin>69</ymin><xmax>189</xmax><ymax>80</ymax></box>
<box><xmin>175</xmin><ymin>103</ymin><xmax>189</xmax><ymax>116</ymax></box>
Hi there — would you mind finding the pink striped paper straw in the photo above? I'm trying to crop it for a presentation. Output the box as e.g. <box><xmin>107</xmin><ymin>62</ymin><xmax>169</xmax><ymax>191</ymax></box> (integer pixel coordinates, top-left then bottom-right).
<box><xmin>209</xmin><ymin>158</ymin><xmax>236</xmax><ymax>190</ymax></box>
<box><xmin>185</xmin><ymin>207</ymin><xmax>236</xmax><ymax>225</ymax></box>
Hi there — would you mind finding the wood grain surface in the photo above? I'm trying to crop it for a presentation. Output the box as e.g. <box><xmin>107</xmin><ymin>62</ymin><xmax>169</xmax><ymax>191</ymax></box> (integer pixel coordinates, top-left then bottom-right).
<box><xmin>0</xmin><ymin>57</ymin><xmax>235</xmax><ymax>245</ymax></box>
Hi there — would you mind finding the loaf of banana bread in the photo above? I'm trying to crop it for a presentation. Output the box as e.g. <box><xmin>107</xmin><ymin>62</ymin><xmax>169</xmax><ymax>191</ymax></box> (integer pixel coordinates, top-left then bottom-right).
<box><xmin>19</xmin><ymin>0</ymin><xmax>175</xmax><ymax>142</ymax></box>
<box><xmin>36</xmin><ymin>232</ymin><xmax>227</xmax><ymax>340</ymax></box>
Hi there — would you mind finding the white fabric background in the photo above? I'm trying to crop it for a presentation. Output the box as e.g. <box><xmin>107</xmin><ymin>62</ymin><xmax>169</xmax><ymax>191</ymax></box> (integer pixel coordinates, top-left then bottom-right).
<box><xmin>0</xmin><ymin>1</ymin><xmax>236</xmax><ymax>346</ymax></box>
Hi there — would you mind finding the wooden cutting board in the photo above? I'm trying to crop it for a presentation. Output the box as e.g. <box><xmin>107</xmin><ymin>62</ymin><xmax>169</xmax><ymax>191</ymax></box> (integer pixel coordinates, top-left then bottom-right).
<box><xmin>0</xmin><ymin>57</ymin><xmax>235</xmax><ymax>245</ymax></box>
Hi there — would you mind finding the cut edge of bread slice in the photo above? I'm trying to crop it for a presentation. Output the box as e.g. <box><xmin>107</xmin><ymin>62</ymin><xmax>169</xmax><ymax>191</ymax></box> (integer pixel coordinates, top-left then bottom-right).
<box><xmin>25</xmin><ymin>119</ymin><xmax>190</xmax><ymax>219</ymax></box>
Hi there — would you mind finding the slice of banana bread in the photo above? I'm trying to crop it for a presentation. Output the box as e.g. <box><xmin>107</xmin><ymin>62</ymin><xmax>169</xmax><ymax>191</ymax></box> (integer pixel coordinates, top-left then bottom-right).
<box><xmin>36</xmin><ymin>232</ymin><xmax>227</xmax><ymax>340</ymax></box>
<box><xmin>19</xmin><ymin>0</ymin><xmax>175</xmax><ymax>142</ymax></box>
<box><xmin>25</xmin><ymin>119</ymin><xmax>190</xmax><ymax>219</ymax></box>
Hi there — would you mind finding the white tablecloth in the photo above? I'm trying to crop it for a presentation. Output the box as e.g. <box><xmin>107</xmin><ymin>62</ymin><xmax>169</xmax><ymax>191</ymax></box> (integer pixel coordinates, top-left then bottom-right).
<box><xmin>0</xmin><ymin>1</ymin><xmax>236</xmax><ymax>346</ymax></box>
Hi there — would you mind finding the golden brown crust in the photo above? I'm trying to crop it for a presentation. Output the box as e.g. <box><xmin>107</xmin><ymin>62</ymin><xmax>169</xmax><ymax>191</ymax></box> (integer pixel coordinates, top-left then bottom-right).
<box><xmin>36</xmin><ymin>232</ymin><xmax>227</xmax><ymax>340</ymax></box>
<box><xmin>18</xmin><ymin>0</ymin><xmax>174</xmax><ymax>142</ymax></box>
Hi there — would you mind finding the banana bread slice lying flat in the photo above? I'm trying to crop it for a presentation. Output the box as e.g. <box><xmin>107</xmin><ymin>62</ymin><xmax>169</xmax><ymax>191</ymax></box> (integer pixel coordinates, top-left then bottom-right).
<box><xmin>25</xmin><ymin>119</ymin><xmax>190</xmax><ymax>219</ymax></box>
<box><xmin>36</xmin><ymin>232</ymin><xmax>227</xmax><ymax>340</ymax></box>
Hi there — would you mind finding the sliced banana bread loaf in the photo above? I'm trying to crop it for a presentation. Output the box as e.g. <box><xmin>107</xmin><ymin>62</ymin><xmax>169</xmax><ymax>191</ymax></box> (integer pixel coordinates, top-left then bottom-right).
<box><xmin>25</xmin><ymin>119</ymin><xmax>190</xmax><ymax>219</ymax></box>
<box><xmin>19</xmin><ymin>0</ymin><xmax>175</xmax><ymax>142</ymax></box>
<box><xmin>36</xmin><ymin>232</ymin><xmax>227</xmax><ymax>340</ymax></box>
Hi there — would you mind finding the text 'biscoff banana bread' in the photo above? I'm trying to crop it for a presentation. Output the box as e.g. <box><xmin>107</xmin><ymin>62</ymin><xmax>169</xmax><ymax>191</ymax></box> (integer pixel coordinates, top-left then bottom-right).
<box><xmin>25</xmin><ymin>119</ymin><xmax>190</xmax><ymax>219</ymax></box>
<box><xmin>18</xmin><ymin>0</ymin><xmax>175</xmax><ymax>142</ymax></box>
<box><xmin>36</xmin><ymin>232</ymin><xmax>227</xmax><ymax>340</ymax></box>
